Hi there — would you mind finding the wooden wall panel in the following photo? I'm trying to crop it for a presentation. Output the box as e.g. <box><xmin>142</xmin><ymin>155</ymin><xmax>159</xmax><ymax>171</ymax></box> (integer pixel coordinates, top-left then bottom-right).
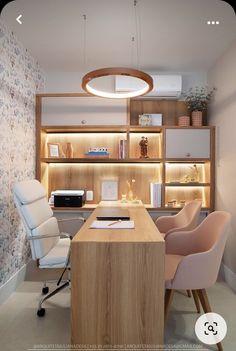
<box><xmin>48</xmin><ymin>163</ymin><xmax>161</xmax><ymax>204</ymax></box>
<box><xmin>130</xmin><ymin>99</ymin><xmax>189</xmax><ymax>125</ymax></box>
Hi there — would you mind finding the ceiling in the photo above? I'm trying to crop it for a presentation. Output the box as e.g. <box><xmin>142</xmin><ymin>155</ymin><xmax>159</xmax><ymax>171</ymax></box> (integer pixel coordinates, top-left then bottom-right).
<box><xmin>2</xmin><ymin>0</ymin><xmax>236</xmax><ymax>72</ymax></box>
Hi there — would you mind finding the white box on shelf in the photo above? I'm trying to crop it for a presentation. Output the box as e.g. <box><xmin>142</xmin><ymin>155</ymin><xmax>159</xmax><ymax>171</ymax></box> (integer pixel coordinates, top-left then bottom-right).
<box><xmin>139</xmin><ymin>114</ymin><xmax>162</xmax><ymax>126</ymax></box>
<box><xmin>150</xmin><ymin>183</ymin><xmax>162</xmax><ymax>207</ymax></box>
<box><xmin>151</xmin><ymin>114</ymin><xmax>162</xmax><ymax>126</ymax></box>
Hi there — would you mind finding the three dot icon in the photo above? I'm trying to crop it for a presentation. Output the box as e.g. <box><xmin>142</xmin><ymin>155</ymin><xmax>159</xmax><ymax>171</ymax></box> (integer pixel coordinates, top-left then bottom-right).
<box><xmin>207</xmin><ymin>20</ymin><xmax>220</xmax><ymax>25</ymax></box>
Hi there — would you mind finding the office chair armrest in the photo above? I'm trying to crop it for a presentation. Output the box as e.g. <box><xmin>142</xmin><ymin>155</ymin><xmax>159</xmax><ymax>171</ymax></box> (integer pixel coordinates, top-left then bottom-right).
<box><xmin>60</xmin><ymin>232</ymin><xmax>72</xmax><ymax>240</ymax></box>
<box><xmin>57</xmin><ymin>217</ymin><xmax>86</xmax><ymax>223</ymax></box>
<box><xmin>57</xmin><ymin>218</ymin><xmax>85</xmax><ymax>240</ymax></box>
<box><xmin>27</xmin><ymin>233</ymin><xmax>67</xmax><ymax>241</ymax></box>
<box><xmin>155</xmin><ymin>215</ymin><xmax>176</xmax><ymax>233</ymax></box>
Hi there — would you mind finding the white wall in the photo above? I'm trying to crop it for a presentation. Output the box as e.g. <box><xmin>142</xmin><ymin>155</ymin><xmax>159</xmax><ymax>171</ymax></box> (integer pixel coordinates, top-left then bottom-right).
<box><xmin>208</xmin><ymin>38</ymin><xmax>236</xmax><ymax>289</ymax></box>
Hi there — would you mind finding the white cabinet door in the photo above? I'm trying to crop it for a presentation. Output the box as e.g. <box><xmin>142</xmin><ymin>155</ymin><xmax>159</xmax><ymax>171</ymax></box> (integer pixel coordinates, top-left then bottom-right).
<box><xmin>165</xmin><ymin>129</ymin><xmax>210</xmax><ymax>158</ymax></box>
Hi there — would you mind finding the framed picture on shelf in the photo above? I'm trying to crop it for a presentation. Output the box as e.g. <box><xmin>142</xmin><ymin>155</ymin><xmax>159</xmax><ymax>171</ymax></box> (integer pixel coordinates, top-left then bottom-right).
<box><xmin>47</xmin><ymin>143</ymin><xmax>60</xmax><ymax>158</ymax></box>
<box><xmin>101</xmin><ymin>180</ymin><xmax>118</xmax><ymax>200</ymax></box>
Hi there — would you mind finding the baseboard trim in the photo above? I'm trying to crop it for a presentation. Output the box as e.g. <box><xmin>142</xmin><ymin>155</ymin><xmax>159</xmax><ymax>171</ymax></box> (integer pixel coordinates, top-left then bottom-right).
<box><xmin>0</xmin><ymin>264</ymin><xmax>27</xmax><ymax>305</ymax></box>
<box><xmin>220</xmin><ymin>263</ymin><xmax>236</xmax><ymax>292</ymax></box>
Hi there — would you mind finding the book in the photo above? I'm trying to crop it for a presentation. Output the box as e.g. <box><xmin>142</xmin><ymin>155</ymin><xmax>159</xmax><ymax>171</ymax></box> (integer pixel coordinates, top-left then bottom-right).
<box><xmin>119</xmin><ymin>140</ymin><xmax>127</xmax><ymax>159</ymax></box>
<box><xmin>150</xmin><ymin>183</ymin><xmax>162</xmax><ymax>207</ymax></box>
<box><xmin>85</xmin><ymin>151</ymin><xmax>109</xmax><ymax>156</ymax></box>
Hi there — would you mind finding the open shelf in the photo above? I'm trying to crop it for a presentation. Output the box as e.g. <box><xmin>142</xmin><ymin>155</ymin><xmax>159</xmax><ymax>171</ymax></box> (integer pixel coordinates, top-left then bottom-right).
<box><xmin>41</xmin><ymin>158</ymin><xmax>163</xmax><ymax>163</ymax></box>
<box><xmin>37</xmin><ymin>94</ymin><xmax>214</xmax><ymax>210</ymax></box>
<box><xmin>165</xmin><ymin>183</ymin><xmax>210</xmax><ymax>187</ymax></box>
<box><xmin>42</xmin><ymin>125</ymin><xmax>128</xmax><ymax>133</ymax></box>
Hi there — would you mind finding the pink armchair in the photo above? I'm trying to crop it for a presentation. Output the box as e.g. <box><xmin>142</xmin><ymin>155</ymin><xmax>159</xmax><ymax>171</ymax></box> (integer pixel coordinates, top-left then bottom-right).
<box><xmin>155</xmin><ymin>200</ymin><xmax>202</xmax><ymax>239</ymax></box>
<box><xmin>164</xmin><ymin>211</ymin><xmax>231</xmax><ymax>351</ymax></box>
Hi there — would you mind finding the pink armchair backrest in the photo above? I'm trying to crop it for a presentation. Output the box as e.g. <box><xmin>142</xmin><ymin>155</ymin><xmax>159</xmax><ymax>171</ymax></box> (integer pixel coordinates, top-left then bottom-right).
<box><xmin>155</xmin><ymin>200</ymin><xmax>201</xmax><ymax>238</ymax></box>
<box><xmin>165</xmin><ymin>211</ymin><xmax>231</xmax><ymax>290</ymax></box>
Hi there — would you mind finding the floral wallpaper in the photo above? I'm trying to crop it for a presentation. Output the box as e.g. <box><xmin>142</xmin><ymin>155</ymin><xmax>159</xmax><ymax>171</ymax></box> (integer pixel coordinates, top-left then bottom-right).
<box><xmin>0</xmin><ymin>19</ymin><xmax>44</xmax><ymax>288</ymax></box>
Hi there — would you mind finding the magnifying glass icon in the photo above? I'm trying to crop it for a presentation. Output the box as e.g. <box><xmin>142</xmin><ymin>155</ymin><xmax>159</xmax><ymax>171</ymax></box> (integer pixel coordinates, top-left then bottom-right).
<box><xmin>208</xmin><ymin>325</ymin><xmax>215</xmax><ymax>333</ymax></box>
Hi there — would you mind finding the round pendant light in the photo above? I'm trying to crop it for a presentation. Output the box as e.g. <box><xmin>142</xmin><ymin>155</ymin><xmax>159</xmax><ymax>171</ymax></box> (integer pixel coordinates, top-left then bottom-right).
<box><xmin>82</xmin><ymin>67</ymin><xmax>153</xmax><ymax>99</ymax></box>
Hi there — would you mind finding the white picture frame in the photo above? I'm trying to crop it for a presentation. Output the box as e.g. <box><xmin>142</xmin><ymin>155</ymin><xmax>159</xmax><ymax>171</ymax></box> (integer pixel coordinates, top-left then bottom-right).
<box><xmin>47</xmin><ymin>143</ymin><xmax>60</xmax><ymax>157</ymax></box>
<box><xmin>101</xmin><ymin>180</ymin><xmax>118</xmax><ymax>201</ymax></box>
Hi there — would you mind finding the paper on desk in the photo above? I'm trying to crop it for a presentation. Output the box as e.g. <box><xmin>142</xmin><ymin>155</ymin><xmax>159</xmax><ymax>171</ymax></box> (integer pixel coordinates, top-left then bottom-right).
<box><xmin>90</xmin><ymin>220</ymin><xmax>135</xmax><ymax>229</ymax></box>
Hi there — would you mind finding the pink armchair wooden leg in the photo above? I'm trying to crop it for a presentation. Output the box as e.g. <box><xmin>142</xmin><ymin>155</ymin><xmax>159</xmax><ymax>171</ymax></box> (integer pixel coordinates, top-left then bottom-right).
<box><xmin>197</xmin><ymin>289</ymin><xmax>223</xmax><ymax>351</ymax></box>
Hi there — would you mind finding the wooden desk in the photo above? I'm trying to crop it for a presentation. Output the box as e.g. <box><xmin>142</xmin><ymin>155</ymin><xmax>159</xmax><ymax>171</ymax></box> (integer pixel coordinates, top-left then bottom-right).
<box><xmin>71</xmin><ymin>202</ymin><xmax>165</xmax><ymax>348</ymax></box>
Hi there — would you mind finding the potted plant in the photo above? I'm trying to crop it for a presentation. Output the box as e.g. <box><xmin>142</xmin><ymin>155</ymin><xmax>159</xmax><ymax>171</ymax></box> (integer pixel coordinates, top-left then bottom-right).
<box><xmin>183</xmin><ymin>86</ymin><xmax>216</xmax><ymax>126</ymax></box>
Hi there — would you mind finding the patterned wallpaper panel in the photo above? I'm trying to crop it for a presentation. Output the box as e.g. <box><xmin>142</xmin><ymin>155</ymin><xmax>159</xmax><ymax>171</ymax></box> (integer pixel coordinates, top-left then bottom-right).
<box><xmin>0</xmin><ymin>19</ymin><xmax>44</xmax><ymax>287</ymax></box>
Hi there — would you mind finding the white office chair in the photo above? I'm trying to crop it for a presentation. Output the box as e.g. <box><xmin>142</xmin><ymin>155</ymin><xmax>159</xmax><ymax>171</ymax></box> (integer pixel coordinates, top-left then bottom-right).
<box><xmin>13</xmin><ymin>179</ymin><xmax>85</xmax><ymax>317</ymax></box>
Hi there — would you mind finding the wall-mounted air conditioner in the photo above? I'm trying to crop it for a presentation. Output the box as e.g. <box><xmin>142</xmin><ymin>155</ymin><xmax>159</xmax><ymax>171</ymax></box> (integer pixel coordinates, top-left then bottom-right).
<box><xmin>115</xmin><ymin>74</ymin><xmax>182</xmax><ymax>98</ymax></box>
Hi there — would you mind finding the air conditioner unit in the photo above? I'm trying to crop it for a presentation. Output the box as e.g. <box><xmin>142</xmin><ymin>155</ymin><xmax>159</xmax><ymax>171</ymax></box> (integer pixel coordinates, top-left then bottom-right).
<box><xmin>115</xmin><ymin>75</ymin><xmax>182</xmax><ymax>98</ymax></box>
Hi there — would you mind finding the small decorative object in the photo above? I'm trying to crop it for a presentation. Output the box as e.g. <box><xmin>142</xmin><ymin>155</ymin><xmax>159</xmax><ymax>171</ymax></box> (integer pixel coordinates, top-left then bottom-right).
<box><xmin>178</xmin><ymin>115</ymin><xmax>190</xmax><ymax>127</ymax></box>
<box><xmin>85</xmin><ymin>147</ymin><xmax>109</xmax><ymax>158</ymax></box>
<box><xmin>127</xmin><ymin>179</ymin><xmax>137</xmax><ymax>202</ymax></box>
<box><xmin>60</xmin><ymin>146</ymin><xmax>66</xmax><ymax>158</ymax></box>
<box><xmin>121</xmin><ymin>194</ymin><xmax>128</xmax><ymax>203</ymax></box>
<box><xmin>190</xmin><ymin>164</ymin><xmax>200</xmax><ymax>182</ymax></box>
<box><xmin>101</xmin><ymin>180</ymin><xmax>118</xmax><ymax>200</ymax></box>
<box><xmin>182</xmin><ymin>164</ymin><xmax>200</xmax><ymax>183</ymax></box>
<box><xmin>180</xmin><ymin>200</ymin><xmax>186</xmax><ymax>207</ymax></box>
<box><xmin>65</xmin><ymin>142</ymin><xmax>73</xmax><ymax>158</ymax></box>
<box><xmin>139</xmin><ymin>114</ymin><xmax>152</xmax><ymax>126</ymax></box>
<box><xmin>167</xmin><ymin>200</ymin><xmax>176</xmax><ymax>208</ymax></box>
<box><xmin>183</xmin><ymin>86</ymin><xmax>216</xmax><ymax>126</ymax></box>
<box><xmin>47</xmin><ymin>143</ymin><xmax>60</xmax><ymax>158</ymax></box>
<box><xmin>139</xmin><ymin>136</ymin><xmax>149</xmax><ymax>158</ymax></box>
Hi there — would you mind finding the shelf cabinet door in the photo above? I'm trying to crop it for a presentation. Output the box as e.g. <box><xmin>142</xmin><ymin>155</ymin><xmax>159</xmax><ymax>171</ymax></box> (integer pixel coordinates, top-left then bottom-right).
<box><xmin>165</xmin><ymin>129</ymin><xmax>210</xmax><ymax>158</ymax></box>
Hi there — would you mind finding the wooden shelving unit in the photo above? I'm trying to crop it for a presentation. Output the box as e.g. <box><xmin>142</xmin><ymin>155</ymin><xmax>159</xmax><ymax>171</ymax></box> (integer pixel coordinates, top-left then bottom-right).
<box><xmin>36</xmin><ymin>93</ymin><xmax>215</xmax><ymax>212</ymax></box>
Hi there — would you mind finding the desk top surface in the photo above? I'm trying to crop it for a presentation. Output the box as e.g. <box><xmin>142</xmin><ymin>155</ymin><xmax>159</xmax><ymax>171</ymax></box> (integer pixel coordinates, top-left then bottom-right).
<box><xmin>72</xmin><ymin>201</ymin><xmax>164</xmax><ymax>243</ymax></box>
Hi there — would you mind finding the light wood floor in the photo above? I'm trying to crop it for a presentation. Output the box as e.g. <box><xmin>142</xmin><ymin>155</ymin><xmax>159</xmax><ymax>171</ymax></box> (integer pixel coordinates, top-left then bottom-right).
<box><xmin>0</xmin><ymin>268</ymin><xmax>235</xmax><ymax>351</ymax></box>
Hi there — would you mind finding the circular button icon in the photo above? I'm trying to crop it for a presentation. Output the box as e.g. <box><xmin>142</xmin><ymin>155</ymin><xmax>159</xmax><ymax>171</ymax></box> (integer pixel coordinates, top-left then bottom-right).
<box><xmin>195</xmin><ymin>312</ymin><xmax>227</xmax><ymax>345</ymax></box>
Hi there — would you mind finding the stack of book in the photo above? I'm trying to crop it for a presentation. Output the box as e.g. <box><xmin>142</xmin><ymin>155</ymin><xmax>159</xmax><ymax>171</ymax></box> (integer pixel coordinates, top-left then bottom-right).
<box><xmin>119</xmin><ymin>140</ymin><xmax>127</xmax><ymax>159</ymax></box>
<box><xmin>85</xmin><ymin>151</ymin><xmax>109</xmax><ymax>158</ymax></box>
<box><xmin>150</xmin><ymin>183</ymin><xmax>162</xmax><ymax>207</ymax></box>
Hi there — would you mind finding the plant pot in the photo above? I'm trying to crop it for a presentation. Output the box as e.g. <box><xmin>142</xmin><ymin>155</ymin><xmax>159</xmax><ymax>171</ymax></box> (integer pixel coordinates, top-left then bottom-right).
<box><xmin>191</xmin><ymin>111</ymin><xmax>203</xmax><ymax>126</ymax></box>
<box><xmin>178</xmin><ymin>115</ymin><xmax>190</xmax><ymax>127</ymax></box>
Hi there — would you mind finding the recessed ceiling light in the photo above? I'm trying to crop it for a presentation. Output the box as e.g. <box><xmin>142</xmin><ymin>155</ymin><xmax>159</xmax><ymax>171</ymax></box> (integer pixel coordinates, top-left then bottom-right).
<box><xmin>207</xmin><ymin>21</ymin><xmax>211</xmax><ymax>24</ymax></box>
<box><xmin>216</xmin><ymin>21</ymin><xmax>220</xmax><ymax>24</ymax></box>
<box><xmin>212</xmin><ymin>21</ymin><xmax>215</xmax><ymax>24</ymax></box>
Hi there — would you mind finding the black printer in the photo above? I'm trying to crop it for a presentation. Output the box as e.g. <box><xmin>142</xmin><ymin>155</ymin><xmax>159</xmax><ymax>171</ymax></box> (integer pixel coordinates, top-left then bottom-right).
<box><xmin>51</xmin><ymin>190</ymin><xmax>85</xmax><ymax>207</ymax></box>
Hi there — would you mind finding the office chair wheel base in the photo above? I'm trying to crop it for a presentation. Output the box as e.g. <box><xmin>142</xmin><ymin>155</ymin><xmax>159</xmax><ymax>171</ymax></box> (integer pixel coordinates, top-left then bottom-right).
<box><xmin>42</xmin><ymin>286</ymin><xmax>49</xmax><ymax>295</ymax></box>
<box><xmin>37</xmin><ymin>308</ymin><xmax>45</xmax><ymax>317</ymax></box>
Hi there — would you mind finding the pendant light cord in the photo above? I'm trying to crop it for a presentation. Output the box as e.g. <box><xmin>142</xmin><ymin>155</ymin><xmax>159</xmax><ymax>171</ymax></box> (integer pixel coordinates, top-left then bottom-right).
<box><xmin>82</xmin><ymin>14</ymin><xmax>87</xmax><ymax>71</ymax></box>
<box><xmin>134</xmin><ymin>0</ymin><xmax>141</xmax><ymax>69</ymax></box>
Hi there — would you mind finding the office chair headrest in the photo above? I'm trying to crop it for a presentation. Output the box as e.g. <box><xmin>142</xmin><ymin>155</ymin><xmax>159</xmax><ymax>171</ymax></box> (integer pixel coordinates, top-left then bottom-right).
<box><xmin>13</xmin><ymin>179</ymin><xmax>46</xmax><ymax>205</ymax></box>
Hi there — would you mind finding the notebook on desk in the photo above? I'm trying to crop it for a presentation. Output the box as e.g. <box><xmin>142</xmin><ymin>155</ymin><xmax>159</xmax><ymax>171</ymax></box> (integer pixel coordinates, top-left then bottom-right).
<box><xmin>90</xmin><ymin>220</ymin><xmax>134</xmax><ymax>229</ymax></box>
<box><xmin>96</xmin><ymin>207</ymin><xmax>130</xmax><ymax>220</ymax></box>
